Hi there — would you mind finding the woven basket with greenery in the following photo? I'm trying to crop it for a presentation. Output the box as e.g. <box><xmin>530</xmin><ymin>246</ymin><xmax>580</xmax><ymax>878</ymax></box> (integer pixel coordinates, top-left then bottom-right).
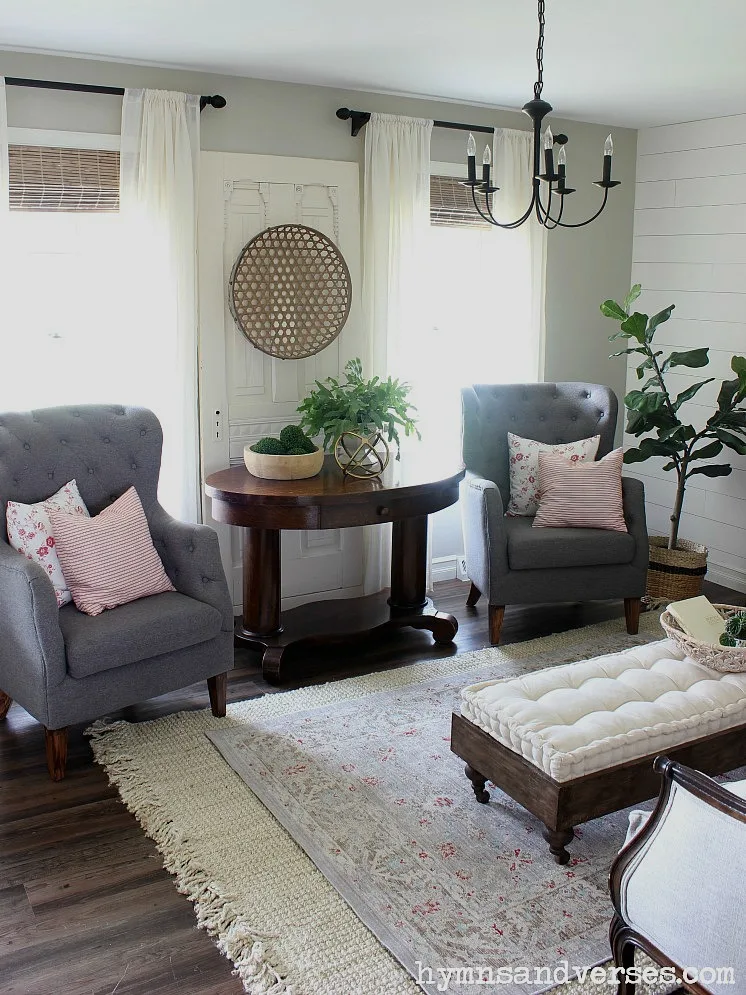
<box><xmin>660</xmin><ymin>603</ymin><xmax>746</xmax><ymax>673</ymax></box>
<box><xmin>647</xmin><ymin>536</ymin><xmax>708</xmax><ymax>601</ymax></box>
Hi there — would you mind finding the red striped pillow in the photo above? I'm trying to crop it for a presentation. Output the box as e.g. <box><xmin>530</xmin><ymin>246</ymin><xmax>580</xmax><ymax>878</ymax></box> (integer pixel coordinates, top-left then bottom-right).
<box><xmin>49</xmin><ymin>487</ymin><xmax>175</xmax><ymax>616</ymax></box>
<box><xmin>533</xmin><ymin>448</ymin><xmax>627</xmax><ymax>532</ymax></box>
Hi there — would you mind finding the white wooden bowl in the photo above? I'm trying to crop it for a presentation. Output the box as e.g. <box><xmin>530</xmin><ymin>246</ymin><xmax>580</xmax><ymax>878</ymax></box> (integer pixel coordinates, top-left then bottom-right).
<box><xmin>243</xmin><ymin>445</ymin><xmax>324</xmax><ymax>480</ymax></box>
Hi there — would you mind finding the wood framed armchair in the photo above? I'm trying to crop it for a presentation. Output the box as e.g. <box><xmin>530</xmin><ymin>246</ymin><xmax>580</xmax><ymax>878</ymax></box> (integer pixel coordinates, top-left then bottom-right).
<box><xmin>0</xmin><ymin>405</ymin><xmax>234</xmax><ymax>780</ymax></box>
<box><xmin>460</xmin><ymin>382</ymin><xmax>648</xmax><ymax>643</ymax></box>
<box><xmin>610</xmin><ymin>757</ymin><xmax>746</xmax><ymax>994</ymax></box>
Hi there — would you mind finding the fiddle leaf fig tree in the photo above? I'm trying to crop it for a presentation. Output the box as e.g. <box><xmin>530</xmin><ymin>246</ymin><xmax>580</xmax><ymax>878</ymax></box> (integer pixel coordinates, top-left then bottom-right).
<box><xmin>601</xmin><ymin>284</ymin><xmax>746</xmax><ymax>550</ymax></box>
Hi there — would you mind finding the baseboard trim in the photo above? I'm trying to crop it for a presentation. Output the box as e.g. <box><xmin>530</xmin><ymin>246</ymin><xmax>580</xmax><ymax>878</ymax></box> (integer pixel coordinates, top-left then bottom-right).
<box><xmin>432</xmin><ymin>555</ymin><xmax>465</xmax><ymax>584</ymax></box>
<box><xmin>706</xmin><ymin>561</ymin><xmax>746</xmax><ymax>596</ymax></box>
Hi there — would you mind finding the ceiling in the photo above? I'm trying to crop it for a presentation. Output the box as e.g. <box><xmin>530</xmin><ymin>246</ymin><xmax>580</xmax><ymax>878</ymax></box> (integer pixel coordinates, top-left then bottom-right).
<box><xmin>2</xmin><ymin>0</ymin><xmax>745</xmax><ymax>129</ymax></box>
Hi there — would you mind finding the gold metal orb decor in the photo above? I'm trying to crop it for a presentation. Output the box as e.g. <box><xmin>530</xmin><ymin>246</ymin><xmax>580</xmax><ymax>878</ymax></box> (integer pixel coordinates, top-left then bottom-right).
<box><xmin>229</xmin><ymin>224</ymin><xmax>352</xmax><ymax>360</ymax></box>
<box><xmin>334</xmin><ymin>431</ymin><xmax>391</xmax><ymax>479</ymax></box>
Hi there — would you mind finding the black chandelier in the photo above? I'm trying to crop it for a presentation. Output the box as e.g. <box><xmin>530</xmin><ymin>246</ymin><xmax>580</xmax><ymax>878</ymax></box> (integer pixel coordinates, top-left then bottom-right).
<box><xmin>464</xmin><ymin>0</ymin><xmax>620</xmax><ymax>229</ymax></box>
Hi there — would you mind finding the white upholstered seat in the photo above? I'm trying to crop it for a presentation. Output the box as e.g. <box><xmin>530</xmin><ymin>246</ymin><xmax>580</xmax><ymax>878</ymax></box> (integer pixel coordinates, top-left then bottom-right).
<box><xmin>460</xmin><ymin>639</ymin><xmax>746</xmax><ymax>782</ymax></box>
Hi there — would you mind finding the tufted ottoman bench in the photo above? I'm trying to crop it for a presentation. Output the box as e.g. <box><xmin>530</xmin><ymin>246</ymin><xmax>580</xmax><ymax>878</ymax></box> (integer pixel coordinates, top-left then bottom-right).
<box><xmin>450</xmin><ymin>639</ymin><xmax>746</xmax><ymax>863</ymax></box>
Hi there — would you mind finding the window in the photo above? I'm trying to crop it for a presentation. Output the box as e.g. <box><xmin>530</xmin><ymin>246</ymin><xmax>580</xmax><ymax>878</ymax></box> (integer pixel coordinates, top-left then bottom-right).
<box><xmin>0</xmin><ymin>136</ymin><xmax>166</xmax><ymax>418</ymax></box>
<box><xmin>412</xmin><ymin>167</ymin><xmax>538</xmax><ymax>465</ymax></box>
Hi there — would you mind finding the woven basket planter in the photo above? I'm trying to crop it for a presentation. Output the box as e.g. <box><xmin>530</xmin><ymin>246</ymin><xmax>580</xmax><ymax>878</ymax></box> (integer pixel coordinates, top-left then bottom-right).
<box><xmin>647</xmin><ymin>536</ymin><xmax>708</xmax><ymax>601</ymax></box>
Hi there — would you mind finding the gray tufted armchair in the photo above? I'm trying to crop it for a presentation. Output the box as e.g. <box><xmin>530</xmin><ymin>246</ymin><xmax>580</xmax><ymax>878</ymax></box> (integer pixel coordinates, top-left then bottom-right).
<box><xmin>461</xmin><ymin>383</ymin><xmax>648</xmax><ymax>644</ymax></box>
<box><xmin>0</xmin><ymin>405</ymin><xmax>234</xmax><ymax>780</ymax></box>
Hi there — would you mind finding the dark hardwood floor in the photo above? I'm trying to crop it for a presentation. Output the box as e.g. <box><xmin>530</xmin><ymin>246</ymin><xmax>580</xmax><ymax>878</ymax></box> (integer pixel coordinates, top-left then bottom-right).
<box><xmin>1</xmin><ymin>579</ymin><xmax>742</xmax><ymax>994</ymax></box>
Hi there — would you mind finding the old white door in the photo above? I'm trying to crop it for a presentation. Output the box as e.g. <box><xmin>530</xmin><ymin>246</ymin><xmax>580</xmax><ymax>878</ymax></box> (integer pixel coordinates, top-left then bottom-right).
<box><xmin>198</xmin><ymin>152</ymin><xmax>364</xmax><ymax>610</ymax></box>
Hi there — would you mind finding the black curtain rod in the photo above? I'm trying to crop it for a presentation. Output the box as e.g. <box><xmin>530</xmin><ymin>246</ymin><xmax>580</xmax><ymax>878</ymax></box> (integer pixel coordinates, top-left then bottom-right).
<box><xmin>336</xmin><ymin>107</ymin><xmax>494</xmax><ymax>138</ymax></box>
<box><xmin>5</xmin><ymin>77</ymin><xmax>227</xmax><ymax>111</ymax></box>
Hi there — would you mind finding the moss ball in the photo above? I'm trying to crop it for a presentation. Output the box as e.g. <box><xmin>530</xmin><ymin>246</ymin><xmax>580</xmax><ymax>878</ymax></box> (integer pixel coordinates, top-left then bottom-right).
<box><xmin>280</xmin><ymin>424</ymin><xmax>317</xmax><ymax>453</ymax></box>
<box><xmin>251</xmin><ymin>437</ymin><xmax>287</xmax><ymax>455</ymax></box>
<box><xmin>286</xmin><ymin>446</ymin><xmax>310</xmax><ymax>456</ymax></box>
<box><xmin>725</xmin><ymin>611</ymin><xmax>746</xmax><ymax>640</ymax></box>
<box><xmin>279</xmin><ymin>425</ymin><xmax>308</xmax><ymax>447</ymax></box>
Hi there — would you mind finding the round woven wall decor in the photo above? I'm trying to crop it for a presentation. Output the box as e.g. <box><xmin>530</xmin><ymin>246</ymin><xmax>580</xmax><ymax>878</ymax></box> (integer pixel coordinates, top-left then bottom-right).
<box><xmin>229</xmin><ymin>224</ymin><xmax>352</xmax><ymax>360</ymax></box>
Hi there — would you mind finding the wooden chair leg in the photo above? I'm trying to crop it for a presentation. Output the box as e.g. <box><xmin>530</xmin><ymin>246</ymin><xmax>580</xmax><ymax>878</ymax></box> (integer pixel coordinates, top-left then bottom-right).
<box><xmin>624</xmin><ymin>597</ymin><xmax>641</xmax><ymax>635</ymax></box>
<box><xmin>488</xmin><ymin>605</ymin><xmax>505</xmax><ymax>645</ymax></box>
<box><xmin>0</xmin><ymin>691</ymin><xmax>12</xmax><ymax>720</ymax></box>
<box><xmin>466</xmin><ymin>582</ymin><xmax>482</xmax><ymax>607</ymax></box>
<box><xmin>44</xmin><ymin>727</ymin><xmax>68</xmax><ymax>782</ymax></box>
<box><xmin>610</xmin><ymin>914</ymin><xmax>637</xmax><ymax>995</ymax></box>
<box><xmin>208</xmin><ymin>672</ymin><xmax>227</xmax><ymax>718</ymax></box>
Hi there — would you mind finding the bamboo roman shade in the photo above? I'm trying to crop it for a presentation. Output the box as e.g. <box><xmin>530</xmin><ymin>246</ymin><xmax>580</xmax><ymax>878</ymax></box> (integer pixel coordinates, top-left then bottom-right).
<box><xmin>8</xmin><ymin>145</ymin><xmax>120</xmax><ymax>212</ymax></box>
<box><xmin>430</xmin><ymin>174</ymin><xmax>491</xmax><ymax>229</ymax></box>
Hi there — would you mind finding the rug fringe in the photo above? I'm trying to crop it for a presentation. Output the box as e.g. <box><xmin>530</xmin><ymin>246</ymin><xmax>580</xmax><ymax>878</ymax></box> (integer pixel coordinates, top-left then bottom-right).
<box><xmin>86</xmin><ymin>718</ymin><xmax>295</xmax><ymax>995</ymax></box>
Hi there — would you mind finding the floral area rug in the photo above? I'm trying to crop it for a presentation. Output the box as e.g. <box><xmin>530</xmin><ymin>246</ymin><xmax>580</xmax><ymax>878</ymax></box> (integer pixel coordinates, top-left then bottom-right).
<box><xmin>90</xmin><ymin>613</ymin><xmax>679</xmax><ymax>995</ymax></box>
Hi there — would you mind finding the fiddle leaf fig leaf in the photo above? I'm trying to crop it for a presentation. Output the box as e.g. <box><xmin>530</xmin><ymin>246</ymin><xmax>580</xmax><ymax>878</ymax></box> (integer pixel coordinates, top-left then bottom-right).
<box><xmin>689</xmin><ymin>440</ymin><xmax>723</xmax><ymax>461</ymax></box>
<box><xmin>732</xmin><ymin>355</ymin><xmax>746</xmax><ymax>379</ymax></box>
<box><xmin>664</xmin><ymin>348</ymin><xmax>710</xmax><ymax>371</ymax></box>
<box><xmin>623</xmin><ymin>437</ymin><xmax>681</xmax><ymax>464</ymax></box>
<box><xmin>686</xmin><ymin>464</ymin><xmax>733</xmax><ymax>479</ymax></box>
<box><xmin>624</xmin><ymin>390</ymin><xmax>667</xmax><ymax>414</ymax></box>
<box><xmin>623</xmin><ymin>284</ymin><xmax>642</xmax><ymax>312</ymax></box>
<box><xmin>673</xmin><ymin>379</ymin><xmax>714</xmax><ymax>410</ymax></box>
<box><xmin>716</xmin><ymin>378</ymin><xmax>741</xmax><ymax>412</ymax></box>
<box><xmin>713</xmin><ymin>428</ymin><xmax>746</xmax><ymax>455</ymax></box>
<box><xmin>645</xmin><ymin>305</ymin><xmax>675</xmax><ymax>341</ymax></box>
<box><xmin>659</xmin><ymin>424</ymin><xmax>696</xmax><ymax>443</ymax></box>
<box><xmin>619</xmin><ymin>312</ymin><xmax>648</xmax><ymax>344</ymax></box>
<box><xmin>600</xmin><ymin>299</ymin><xmax>627</xmax><ymax>321</ymax></box>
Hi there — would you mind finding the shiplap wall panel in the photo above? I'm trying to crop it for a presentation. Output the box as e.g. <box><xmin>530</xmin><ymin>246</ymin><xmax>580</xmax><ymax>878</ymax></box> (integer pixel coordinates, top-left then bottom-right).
<box><xmin>633</xmin><ymin>263</ymin><xmax>746</xmax><ymax>294</ymax></box>
<box><xmin>637</xmin><ymin>115</ymin><xmax>746</xmax><ymax>155</ymax></box>
<box><xmin>631</xmin><ymin>113</ymin><xmax>746</xmax><ymax>593</ymax></box>
<box><xmin>675</xmin><ymin>175</ymin><xmax>746</xmax><ymax>207</ymax></box>
<box><xmin>633</xmin><ymin>234</ymin><xmax>746</xmax><ymax>264</ymax></box>
<box><xmin>636</xmin><ymin>145</ymin><xmax>746</xmax><ymax>182</ymax></box>
<box><xmin>634</xmin><ymin>205</ymin><xmax>746</xmax><ymax>237</ymax></box>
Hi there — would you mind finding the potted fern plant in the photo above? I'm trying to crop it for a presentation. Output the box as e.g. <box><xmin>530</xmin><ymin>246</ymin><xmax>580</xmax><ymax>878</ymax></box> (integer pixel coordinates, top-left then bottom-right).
<box><xmin>601</xmin><ymin>285</ymin><xmax>746</xmax><ymax>598</ymax></box>
<box><xmin>297</xmin><ymin>358</ymin><xmax>420</xmax><ymax>479</ymax></box>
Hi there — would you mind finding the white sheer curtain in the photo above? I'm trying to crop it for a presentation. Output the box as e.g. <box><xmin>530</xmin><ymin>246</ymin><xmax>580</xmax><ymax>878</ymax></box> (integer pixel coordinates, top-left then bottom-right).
<box><xmin>361</xmin><ymin>112</ymin><xmax>433</xmax><ymax>595</ymax></box>
<box><xmin>0</xmin><ymin>80</ymin><xmax>9</xmax><ymax>306</ymax></box>
<box><xmin>120</xmin><ymin>89</ymin><xmax>201</xmax><ymax>522</ymax></box>
<box><xmin>0</xmin><ymin>79</ymin><xmax>7</xmax><ymax>216</ymax></box>
<box><xmin>493</xmin><ymin>127</ymin><xmax>547</xmax><ymax>379</ymax></box>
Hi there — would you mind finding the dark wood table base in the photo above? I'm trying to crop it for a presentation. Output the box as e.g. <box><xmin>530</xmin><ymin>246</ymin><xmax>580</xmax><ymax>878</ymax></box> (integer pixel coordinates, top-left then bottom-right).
<box><xmin>236</xmin><ymin>592</ymin><xmax>458</xmax><ymax>683</ymax></box>
<box><xmin>205</xmin><ymin>458</ymin><xmax>465</xmax><ymax>685</ymax></box>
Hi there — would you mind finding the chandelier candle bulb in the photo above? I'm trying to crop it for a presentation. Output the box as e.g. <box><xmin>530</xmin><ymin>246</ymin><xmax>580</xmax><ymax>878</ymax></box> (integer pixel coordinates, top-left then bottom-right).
<box><xmin>543</xmin><ymin>126</ymin><xmax>554</xmax><ymax>179</ymax></box>
<box><xmin>466</xmin><ymin>132</ymin><xmax>477</xmax><ymax>182</ymax></box>
<box><xmin>557</xmin><ymin>144</ymin><xmax>567</xmax><ymax>191</ymax></box>
<box><xmin>603</xmin><ymin>134</ymin><xmax>613</xmax><ymax>184</ymax></box>
<box><xmin>481</xmin><ymin>144</ymin><xmax>492</xmax><ymax>187</ymax></box>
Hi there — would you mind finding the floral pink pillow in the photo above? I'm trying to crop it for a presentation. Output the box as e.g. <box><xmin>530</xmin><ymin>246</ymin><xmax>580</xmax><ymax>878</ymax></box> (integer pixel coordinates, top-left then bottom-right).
<box><xmin>506</xmin><ymin>432</ymin><xmax>601</xmax><ymax>516</ymax></box>
<box><xmin>6</xmin><ymin>480</ymin><xmax>91</xmax><ymax>606</ymax></box>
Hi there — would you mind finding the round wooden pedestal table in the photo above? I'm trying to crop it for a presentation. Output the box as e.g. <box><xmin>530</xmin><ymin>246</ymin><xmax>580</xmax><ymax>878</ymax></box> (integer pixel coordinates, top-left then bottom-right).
<box><xmin>205</xmin><ymin>457</ymin><xmax>465</xmax><ymax>683</ymax></box>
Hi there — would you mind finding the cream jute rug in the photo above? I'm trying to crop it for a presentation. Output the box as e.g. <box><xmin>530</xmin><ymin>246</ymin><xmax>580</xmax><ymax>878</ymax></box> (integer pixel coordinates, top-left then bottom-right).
<box><xmin>89</xmin><ymin>614</ymin><xmax>676</xmax><ymax>995</ymax></box>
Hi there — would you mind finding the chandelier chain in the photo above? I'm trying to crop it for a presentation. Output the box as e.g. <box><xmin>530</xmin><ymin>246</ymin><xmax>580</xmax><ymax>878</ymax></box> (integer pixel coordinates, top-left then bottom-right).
<box><xmin>534</xmin><ymin>0</ymin><xmax>545</xmax><ymax>99</ymax></box>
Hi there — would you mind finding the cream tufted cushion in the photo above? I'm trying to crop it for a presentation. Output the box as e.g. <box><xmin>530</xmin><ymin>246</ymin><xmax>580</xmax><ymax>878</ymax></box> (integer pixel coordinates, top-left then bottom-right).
<box><xmin>461</xmin><ymin>639</ymin><xmax>746</xmax><ymax>782</ymax></box>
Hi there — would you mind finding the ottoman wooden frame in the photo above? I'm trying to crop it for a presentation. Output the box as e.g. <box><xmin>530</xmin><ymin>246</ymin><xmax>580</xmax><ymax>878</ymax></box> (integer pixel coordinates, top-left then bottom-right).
<box><xmin>451</xmin><ymin>711</ymin><xmax>746</xmax><ymax>864</ymax></box>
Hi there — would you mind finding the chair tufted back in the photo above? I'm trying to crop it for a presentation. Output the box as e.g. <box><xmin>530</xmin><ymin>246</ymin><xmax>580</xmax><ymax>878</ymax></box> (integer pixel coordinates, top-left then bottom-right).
<box><xmin>0</xmin><ymin>405</ymin><xmax>163</xmax><ymax>540</ymax></box>
<box><xmin>461</xmin><ymin>382</ymin><xmax>618</xmax><ymax>506</ymax></box>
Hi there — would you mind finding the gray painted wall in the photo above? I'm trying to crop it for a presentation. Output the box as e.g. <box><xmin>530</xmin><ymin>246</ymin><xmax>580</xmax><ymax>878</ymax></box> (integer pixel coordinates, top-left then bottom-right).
<box><xmin>1</xmin><ymin>50</ymin><xmax>637</xmax><ymax>563</ymax></box>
